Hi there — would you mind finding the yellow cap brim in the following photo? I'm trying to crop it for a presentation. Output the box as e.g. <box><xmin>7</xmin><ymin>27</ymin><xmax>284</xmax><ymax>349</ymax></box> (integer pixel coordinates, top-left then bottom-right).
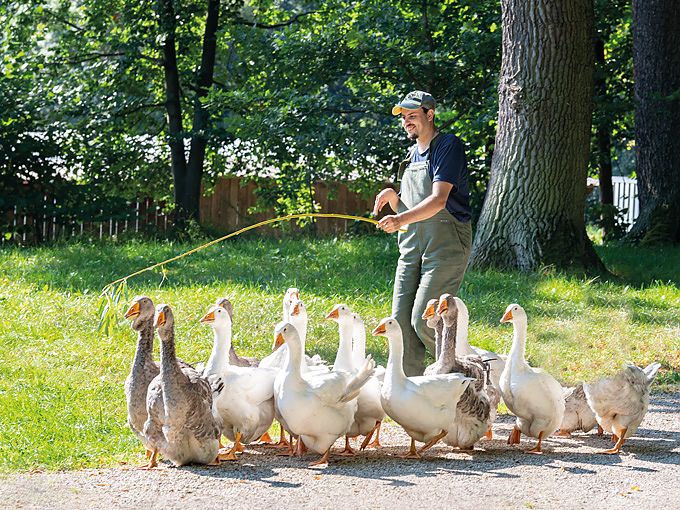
<box><xmin>392</xmin><ymin>105</ymin><xmax>403</xmax><ymax>116</ymax></box>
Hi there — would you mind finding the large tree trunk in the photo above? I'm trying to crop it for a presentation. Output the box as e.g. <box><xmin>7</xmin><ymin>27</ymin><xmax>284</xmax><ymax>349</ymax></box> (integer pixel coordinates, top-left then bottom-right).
<box><xmin>185</xmin><ymin>0</ymin><xmax>221</xmax><ymax>224</ymax></box>
<box><xmin>158</xmin><ymin>0</ymin><xmax>188</xmax><ymax>224</ymax></box>
<box><xmin>159</xmin><ymin>0</ymin><xmax>221</xmax><ymax>227</ymax></box>
<box><xmin>627</xmin><ymin>0</ymin><xmax>680</xmax><ymax>244</ymax></box>
<box><xmin>470</xmin><ymin>0</ymin><xmax>604</xmax><ymax>272</ymax></box>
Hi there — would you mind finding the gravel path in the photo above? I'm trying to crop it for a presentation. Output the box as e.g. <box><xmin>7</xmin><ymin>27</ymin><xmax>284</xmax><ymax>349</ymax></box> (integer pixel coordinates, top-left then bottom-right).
<box><xmin>3</xmin><ymin>393</ymin><xmax>679</xmax><ymax>510</ymax></box>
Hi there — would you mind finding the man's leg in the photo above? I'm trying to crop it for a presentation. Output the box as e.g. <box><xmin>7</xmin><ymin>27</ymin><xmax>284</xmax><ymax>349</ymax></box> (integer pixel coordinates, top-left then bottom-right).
<box><xmin>392</xmin><ymin>234</ymin><xmax>423</xmax><ymax>377</ymax></box>
<box><xmin>411</xmin><ymin>218</ymin><xmax>472</xmax><ymax>365</ymax></box>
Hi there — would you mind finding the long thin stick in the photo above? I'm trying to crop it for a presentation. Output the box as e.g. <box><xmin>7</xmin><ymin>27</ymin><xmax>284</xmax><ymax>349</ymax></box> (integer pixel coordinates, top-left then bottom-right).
<box><xmin>100</xmin><ymin>213</ymin><xmax>386</xmax><ymax>294</ymax></box>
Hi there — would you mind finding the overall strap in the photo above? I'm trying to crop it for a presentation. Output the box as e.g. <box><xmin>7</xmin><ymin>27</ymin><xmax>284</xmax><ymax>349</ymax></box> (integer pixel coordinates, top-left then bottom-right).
<box><xmin>396</xmin><ymin>133</ymin><xmax>443</xmax><ymax>183</ymax></box>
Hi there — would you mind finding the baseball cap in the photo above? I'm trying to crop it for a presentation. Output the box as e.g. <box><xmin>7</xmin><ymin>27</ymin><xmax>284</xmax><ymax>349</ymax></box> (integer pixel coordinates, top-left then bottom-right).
<box><xmin>391</xmin><ymin>90</ymin><xmax>436</xmax><ymax>116</ymax></box>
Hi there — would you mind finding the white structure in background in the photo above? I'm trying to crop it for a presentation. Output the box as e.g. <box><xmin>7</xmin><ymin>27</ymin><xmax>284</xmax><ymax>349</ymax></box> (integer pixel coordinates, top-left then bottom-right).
<box><xmin>612</xmin><ymin>176</ymin><xmax>639</xmax><ymax>231</ymax></box>
<box><xmin>588</xmin><ymin>176</ymin><xmax>639</xmax><ymax>231</ymax></box>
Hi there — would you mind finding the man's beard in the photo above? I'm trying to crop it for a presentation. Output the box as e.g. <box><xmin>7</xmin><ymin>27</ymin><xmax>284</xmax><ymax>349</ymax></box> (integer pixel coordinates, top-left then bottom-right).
<box><xmin>407</xmin><ymin>131</ymin><xmax>418</xmax><ymax>141</ymax></box>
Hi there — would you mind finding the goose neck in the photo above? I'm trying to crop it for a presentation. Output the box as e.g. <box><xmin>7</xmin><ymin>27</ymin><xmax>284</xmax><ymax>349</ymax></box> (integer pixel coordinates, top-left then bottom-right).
<box><xmin>385</xmin><ymin>330</ymin><xmax>406</xmax><ymax>384</ymax></box>
<box><xmin>205</xmin><ymin>325</ymin><xmax>232</xmax><ymax>375</ymax></box>
<box><xmin>334</xmin><ymin>320</ymin><xmax>355</xmax><ymax>371</ymax></box>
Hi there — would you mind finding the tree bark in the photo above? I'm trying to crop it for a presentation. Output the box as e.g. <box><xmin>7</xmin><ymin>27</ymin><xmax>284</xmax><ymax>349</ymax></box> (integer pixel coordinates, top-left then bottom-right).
<box><xmin>158</xmin><ymin>0</ymin><xmax>188</xmax><ymax>224</ymax></box>
<box><xmin>627</xmin><ymin>0</ymin><xmax>680</xmax><ymax>244</ymax></box>
<box><xmin>594</xmin><ymin>36</ymin><xmax>613</xmax><ymax>207</ymax></box>
<box><xmin>469</xmin><ymin>0</ymin><xmax>604</xmax><ymax>272</ymax></box>
<box><xmin>159</xmin><ymin>0</ymin><xmax>221</xmax><ymax>227</ymax></box>
<box><xmin>185</xmin><ymin>0</ymin><xmax>221</xmax><ymax>224</ymax></box>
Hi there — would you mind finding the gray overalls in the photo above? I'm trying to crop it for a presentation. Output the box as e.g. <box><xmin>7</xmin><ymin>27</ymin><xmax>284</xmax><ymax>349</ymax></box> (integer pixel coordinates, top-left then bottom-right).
<box><xmin>392</xmin><ymin>141</ymin><xmax>472</xmax><ymax>376</ymax></box>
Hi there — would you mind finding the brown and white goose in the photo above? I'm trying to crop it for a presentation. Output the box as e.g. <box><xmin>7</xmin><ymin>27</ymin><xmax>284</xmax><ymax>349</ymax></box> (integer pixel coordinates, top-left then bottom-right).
<box><xmin>423</xmin><ymin>294</ymin><xmax>496</xmax><ymax>450</ymax></box>
<box><xmin>142</xmin><ymin>304</ymin><xmax>222</xmax><ymax>468</ymax></box>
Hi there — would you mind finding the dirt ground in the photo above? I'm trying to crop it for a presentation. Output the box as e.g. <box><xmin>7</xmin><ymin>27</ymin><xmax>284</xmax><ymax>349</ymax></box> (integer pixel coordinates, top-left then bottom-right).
<box><xmin>2</xmin><ymin>393</ymin><xmax>679</xmax><ymax>510</ymax></box>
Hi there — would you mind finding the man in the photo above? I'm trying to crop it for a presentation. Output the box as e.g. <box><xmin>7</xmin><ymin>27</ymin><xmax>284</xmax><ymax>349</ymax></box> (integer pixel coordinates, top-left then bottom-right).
<box><xmin>373</xmin><ymin>90</ymin><xmax>472</xmax><ymax>376</ymax></box>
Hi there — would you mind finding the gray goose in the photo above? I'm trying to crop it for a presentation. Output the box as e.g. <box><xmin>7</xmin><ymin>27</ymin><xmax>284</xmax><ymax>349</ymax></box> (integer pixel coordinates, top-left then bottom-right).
<box><xmin>555</xmin><ymin>383</ymin><xmax>602</xmax><ymax>438</ymax></box>
<box><xmin>142</xmin><ymin>304</ymin><xmax>222</xmax><ymax>468</ymax></box>
<box><xmin>424</xmin><ymin>294</ymin><xmax>497</xmax><ymax>450</ymax></box>
<box><xmin>123</xmin><ymin>296</ymin><xmax>194</xmax><ymax>461</ymax></box>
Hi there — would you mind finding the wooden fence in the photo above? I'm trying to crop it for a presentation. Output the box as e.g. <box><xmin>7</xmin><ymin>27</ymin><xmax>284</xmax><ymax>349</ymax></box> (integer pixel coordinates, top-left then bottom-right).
<box><xmin>2</xmin><ymin>177</ymin><xmax>377</xmax><ymax>245</ymax></box>
<box><xmin>200</xmin><ymin>177</ymin><xmax>376</xmax><ymax>234</ymax></box>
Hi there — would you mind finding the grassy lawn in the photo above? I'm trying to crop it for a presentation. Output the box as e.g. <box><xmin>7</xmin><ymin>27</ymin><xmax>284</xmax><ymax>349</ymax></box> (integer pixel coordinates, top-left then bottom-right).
<box><xmin>0</xmin><ymin>234</ymin><xmax>678</xmax><ymax>473</ymax></box>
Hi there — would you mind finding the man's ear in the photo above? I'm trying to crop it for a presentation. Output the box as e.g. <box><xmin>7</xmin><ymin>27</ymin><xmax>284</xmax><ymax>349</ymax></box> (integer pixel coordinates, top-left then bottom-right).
<box><xmin>427</xmin><ymin>109</ymin><xmax>435</xmax><ymax>122</ymax></box>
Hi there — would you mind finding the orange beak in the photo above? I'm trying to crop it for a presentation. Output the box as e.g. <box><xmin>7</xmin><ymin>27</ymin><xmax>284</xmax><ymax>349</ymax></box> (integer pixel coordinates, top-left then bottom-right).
<box><xmin>274</xmin><ymin>332</ymin><xmax>285</xmax><ymax>350</ymax></box>
<box><xmin>291</xmin><ymin>302</ymin><xmax>300</xmax><ymax>316</ymax></box>
<box><xmin>372</xmin><ymin>323</ymin><xmax>386</xmax><ymax>336</ymax></box>
<box><xmin>124</xmin><ymin>302</ymin><xmax>140</xmax><ymax>319</ymax></box>
<box><xmin>500</xmin><ymin>309</ymin><xmax>513</xmax><ymax>323</ymax></box>
<box><xmin>200</xmin><ymin>310</ymin><xmax>215</xmax><ymax>324</ymax></box>
<box><xmin>437</xmin><ymin>299</ymin><xmax>448</xmax><ymax>315</ymax></box>
<box><xmin>325</xmin><ymin>307</ymin><xmax>339</xmax><ymax>320</ymax></box>
<box><xmin>155</xmin><ymin>311</ymin><xmax>166</xmax><ymax>327</ymax></box>
<box><xmin>423</xmin><ymin>303</ymin><xmax>435</xmax><ymax>319</ymax></box>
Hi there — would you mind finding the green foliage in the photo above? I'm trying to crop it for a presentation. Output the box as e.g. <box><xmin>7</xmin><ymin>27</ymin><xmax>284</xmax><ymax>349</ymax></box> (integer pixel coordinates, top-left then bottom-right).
<box><xmin>2</xmin><ymin>0</ymin><xmax>502</xmax><ymax>222</ymax></box>
<box><xmin>0</xmin><ymin>238</ymin><xmax>678</xmax><ymax>472</ymax></box>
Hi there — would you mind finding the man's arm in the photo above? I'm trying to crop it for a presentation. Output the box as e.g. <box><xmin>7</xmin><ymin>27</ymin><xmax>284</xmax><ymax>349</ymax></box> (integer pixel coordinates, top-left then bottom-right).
<box><xmin>373</xmin><ymin>187</ymin><xmax>400</xmax><ymax>216</ymax></box>
<box><xmin>377</xmin><ymin>181</ymin><xmax>453</xmax><ymax>233</ymax></box>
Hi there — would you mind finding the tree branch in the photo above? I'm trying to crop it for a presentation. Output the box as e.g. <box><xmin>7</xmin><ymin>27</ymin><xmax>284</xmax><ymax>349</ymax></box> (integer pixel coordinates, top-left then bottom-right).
<box><xmin>48</xmin><ymin>51</ymin><xmax>162</xmax><ymax>66</ymax></box>
<box><xmin>233</xmin><ymin>10</ymin><xmax>318</xmax><ymax>29</ymax></box>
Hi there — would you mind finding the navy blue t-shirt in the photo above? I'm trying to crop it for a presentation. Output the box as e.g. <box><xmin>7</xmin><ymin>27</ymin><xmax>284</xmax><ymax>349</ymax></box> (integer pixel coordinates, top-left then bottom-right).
<box><xmin>410</xmin><ymin>133</ymin><xmax>471</xmax><ymax>223</ymax></box>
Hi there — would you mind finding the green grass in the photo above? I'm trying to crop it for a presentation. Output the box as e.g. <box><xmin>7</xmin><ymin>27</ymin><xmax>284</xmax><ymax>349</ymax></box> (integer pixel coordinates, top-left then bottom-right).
<box><xmin>0</xmin><ymin>235</ymin><xmax>678</xmax><ymax>473</ymax></box>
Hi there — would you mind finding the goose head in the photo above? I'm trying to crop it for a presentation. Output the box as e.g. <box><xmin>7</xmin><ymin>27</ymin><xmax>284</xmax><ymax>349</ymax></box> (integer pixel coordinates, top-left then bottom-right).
<box><xmin>274</xmin><ymin>321</ymin><xmax>302</xmax><ymax>350</ymax></box>
<box><xmin>421</xmin><ymin>298</ymin><xmax>441</xmax><ymax>329</ymax></box>
<box><xmin>214</xmin><ymin>297</ymin><xmax>234</xmax><ymax>320</ymax></box>
<box><xmin>372</xmin><ymin>317</ymin><xmax>401</xmax><ymax>338</ymax></box>
<box><xmin>200</xmin><ymin>304</ymin><xmax>232</xmax><ymax>331</ymax></box>
<box><xmin>500</xmin><ymin>303</ymin><xmax>526</xmax><ymax>324</ymax></box>
<box><xmin>154</xmin><ymin>304</ymin><xmax>175</xmax><ymax>339</ymax></box>
<box><xmin>283</xmin><ymin>288</ymin><xmax>300</xmax><ymax>319</ymax></box>
<box><xmin>325</xmin><ymin>303</ymin><xmax>353</xmax><ymax>324</ymax></box>
<box><xmin>437</xmin><ymin>293</ymin><xmax>459</xmax><ymax>327</ymax></box>
<box><xmin>124</xmin><ymin>295</ymin><xmax>155</xmax><ymax>330</ymax></box>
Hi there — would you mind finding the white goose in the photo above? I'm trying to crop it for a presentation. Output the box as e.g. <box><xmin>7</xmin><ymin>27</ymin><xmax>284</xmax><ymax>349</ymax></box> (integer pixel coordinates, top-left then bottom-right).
<box><xmin>351</xmin><ymin>313</ymin><xmax>386</xmax><ymax>450</ymax></box>
<box><xmin>273</xmin><ymin>322</ymin><xmax>375</xmax><ymax>466</ymax></box>
<box><xmin>200</xmin><ymin>304</ymin><xmax>277</xmax><ymax>460</ymax></box>
<box><xmin>499</xmin><ymin>304</ymin><xmax>565</xmax><ymax>453</ymax></box>
<box><xmin>373</xmin><ymin>317</ymin><xmax>473</xmax><ymax>459</ymax></box>
<box><xmin>584</xmin><ymin>362</ymin><xmax>661</xmax><ymax>454</ymax></box>
<box><xmin>326</xmin><ymin>305</ymin><xmax>385</xmax><ymax>454</ymax></box>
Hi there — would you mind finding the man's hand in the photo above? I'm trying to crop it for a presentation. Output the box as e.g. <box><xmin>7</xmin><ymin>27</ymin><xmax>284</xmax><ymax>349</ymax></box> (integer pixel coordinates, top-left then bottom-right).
<box><xmin>378</xmin><ymin>214</ymin><xmax>403</xmax><ymax>234</ymax></box>
<box><xmin>373</xmin><ymin>188</ymin><xmax>398</xmax><ymax>216</ymax></box>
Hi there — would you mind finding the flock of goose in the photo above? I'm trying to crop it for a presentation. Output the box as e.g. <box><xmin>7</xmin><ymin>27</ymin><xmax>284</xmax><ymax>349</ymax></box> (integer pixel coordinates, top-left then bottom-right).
<box><xmin>123</xmin><ymin>288</ymin><xmax>661</xmax><ymax>468</ymax></box>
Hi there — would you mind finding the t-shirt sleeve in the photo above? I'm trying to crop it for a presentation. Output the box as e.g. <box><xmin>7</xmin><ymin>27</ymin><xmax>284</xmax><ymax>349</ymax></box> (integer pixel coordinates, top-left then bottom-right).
<box><xmin>430</xmin><ymin>136</ymin><xmax>466</xmax><ymax>190</ymax></box>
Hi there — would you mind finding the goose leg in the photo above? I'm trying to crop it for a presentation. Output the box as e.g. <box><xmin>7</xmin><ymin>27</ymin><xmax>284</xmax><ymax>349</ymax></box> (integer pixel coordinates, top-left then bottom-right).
<box><xmin>337</xmin><ymin>436</ymin><xmax>356</xmax><ymax>456</ymax></box>
<box><xmin>360</xmin><ymin>421</ymin><xmax>382</xmax><ymax>450</ymax></box>
<box><xmin>366</xmin><ymin>421</ymin><xmax>383</xmax><ymax>449</ymax></box>
<box><xmin>257</xmin><ymin>431</ymin><xmax>274</xmax><ymax>444</ymax></box>
<box><xmin>218</xmin><ymin>432</ymin><xmax>242</xmax><ymax>461</ymax></box>
<box><xmin>507</xmin><ymin>426</ymin><xmax>521</xmax><ymax>445</ymax></box>
<box><xmin>309</xmin><ymin>448</ymin><xmax>331</xmax><ymax>467</ymax></box>
<box><xmin>553</xmin><ymin>429</ymin><xmax>572</xmax><ymax>438</ymax></box>
<box><xmin>398</xmin><ymin>438</ymin><xmax>421</xmax><ymax>459</ymax></box>
<box><xmin>600</xmin><ymin>428</ymin><xmax>627</xmax><ymax>454</ymax></box>
<box><xmin>597</xmin><ymin>425</ymin><xmax>604</xmax><ymax>436</ymax></box>
<box><xmin>274</xmin><ymin>422</ymin><xmax>290</xmax><ymax>448</ymax></box>
<box><xmin>137</xmin><ymin>449</ymin><xmax>159</xmax><ymax>470</ymax></box>
<box><xmin>526</xmin><ymin>431</ymin><xmax>544</xmax><ymax>454</ymax></box>
<box><xmin>418</xmin><ymin>430</ymin><xmax>447</xmax><ymax>455</ymax></box>
<box><xmin>295</xmin><ymin>437</ymin><xmax>307</xmax><ymax>457</ymax></box>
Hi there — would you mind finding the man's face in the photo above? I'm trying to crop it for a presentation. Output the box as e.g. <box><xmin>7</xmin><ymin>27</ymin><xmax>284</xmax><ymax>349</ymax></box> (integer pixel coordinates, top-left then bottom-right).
<box><xmin>400</xmin><ymin>108</ymin><xmax>431</xmax><ymax>140</ymax></box>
